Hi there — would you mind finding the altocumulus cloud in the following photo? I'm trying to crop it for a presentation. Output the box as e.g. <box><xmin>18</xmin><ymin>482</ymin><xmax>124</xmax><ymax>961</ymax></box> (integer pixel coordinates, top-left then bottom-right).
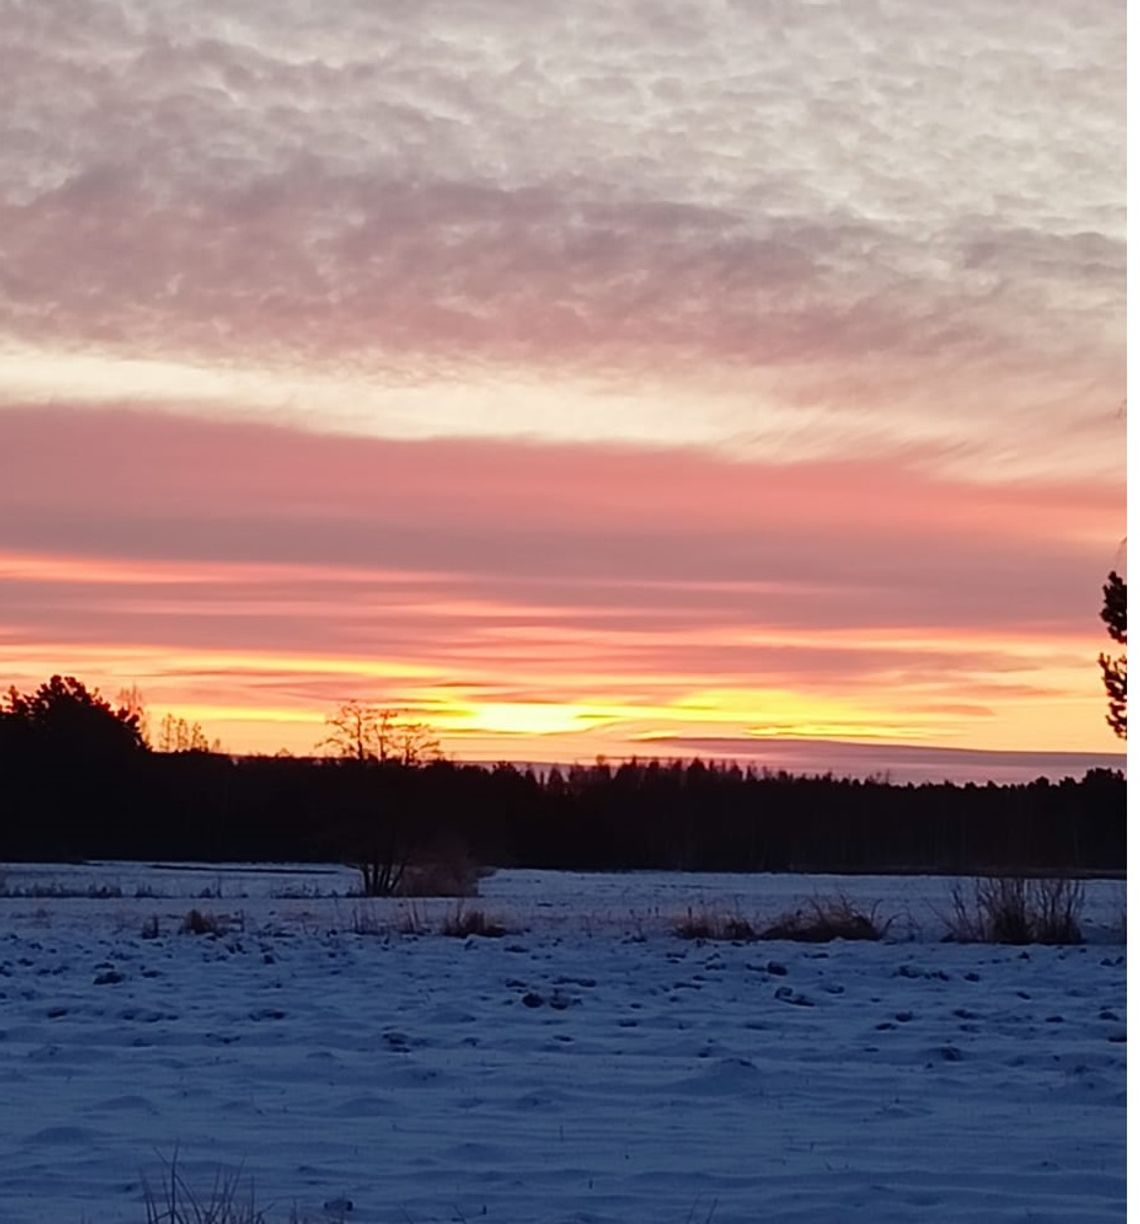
<box><xmin>0</xmin><ymin>0</ymin><xmax>1124</xmax><ymax>477</ymax></box>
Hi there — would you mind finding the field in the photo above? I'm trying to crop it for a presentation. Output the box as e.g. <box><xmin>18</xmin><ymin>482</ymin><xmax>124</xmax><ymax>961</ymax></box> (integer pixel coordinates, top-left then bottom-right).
<box><xmin>0</xmin><ymin>864</ymin><xmax>1126</xmax><ymax>1223</ymax></box>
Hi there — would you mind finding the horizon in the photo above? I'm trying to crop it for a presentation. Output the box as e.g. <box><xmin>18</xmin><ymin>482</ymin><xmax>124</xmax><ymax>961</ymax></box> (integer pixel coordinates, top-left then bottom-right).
<box><xmin>129</xmin><ymin>728</ymin><xmax>1128</xmax><ymax>788</ymax></box>
<box><xmin>0</xmin><ymin>2</ymin><xmax>1125</xmax><ymax>778</ymax></box>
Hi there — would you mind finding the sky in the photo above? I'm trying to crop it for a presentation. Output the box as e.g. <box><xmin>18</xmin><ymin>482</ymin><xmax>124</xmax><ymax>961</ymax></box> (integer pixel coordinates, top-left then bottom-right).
<box><xmin>0</xmin><ymin>0</ymin><xmax>1126</xmax><ymax>781</ymax></box>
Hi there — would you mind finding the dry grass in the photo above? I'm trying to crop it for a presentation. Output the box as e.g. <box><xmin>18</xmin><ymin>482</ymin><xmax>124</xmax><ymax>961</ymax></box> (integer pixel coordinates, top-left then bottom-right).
<box><xmin>140</xmin><ymin>1153</ymin><xmax>338</xmax><ymax>1224</ymax></box>
<box><xmin>349</xmin><ymin>905</ymin><xmax>387</xmax><ymax>936</ymax></box>
<box><xmin>180</xmin><ymin>909</ymin><xmax>227</xmax><ymax>937</ymax></box>
<box><xmin>674</xmin><ymin>907</ymin><xmax>720</xmax><ymax>940</ymax></box>
<box><xmin>0</xmin><ymin>882</ymin><xmax>125</xmax><ymax>899</ymax></box>
<box><xmin>759</xmin><ymin>896</ymin><xmax>890</xmax><ymax>942</ymax></box>
<box><xmin>143</xmin><ymin>1161</ymin><xmax>265</xmax><ymax>1224</ymax></box>
<box><xmin>944</xmin><ymin>876</ymin><xmax>1084</xmax><ymax>945</ymax></box>
<box><xmin>675</xmin><ymin>897</ymin><xmax>888</xmax><ymax>943</ymax></box>
<box><xmin>673</xmin><ymin>908</ymin><xmax>758</xmax><ymax>942</ymax></box>
<box><xmin>439</xmin><ymin>902</ymin><xmax>509</xmax><ymax>938</ymax></box>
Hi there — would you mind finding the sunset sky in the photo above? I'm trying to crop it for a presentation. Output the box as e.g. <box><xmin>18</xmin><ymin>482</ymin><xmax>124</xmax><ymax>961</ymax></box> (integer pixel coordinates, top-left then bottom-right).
<box><xmin>0</xmin><ymin>1</ymin><xmax>1125</xmax><ymax>781</ymax></box>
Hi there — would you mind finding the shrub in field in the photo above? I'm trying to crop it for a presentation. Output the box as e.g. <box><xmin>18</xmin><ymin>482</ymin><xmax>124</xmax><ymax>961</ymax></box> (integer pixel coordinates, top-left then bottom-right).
<box><xmin>141</xmin><ymin>915</ymin><xmax>161</xmax><ymax>940</ymax></box>
<box><xmin>759</xmin><ymin>896</ymin><xmax>889</xmax><ymax>942</ymax></box>
<box><xmin>944</xmin><ymin>876</ymin><xmax>1085</xmax><ymax>944</ymax></box>
<box><xmin>353</xmin><ymin>835</ymin><xmax>481</xmax><ymax>899</ymax></box>
<box><xmin>1031</xmin><ymin>877</ymin><xmax>1086</xmax><ymax>944</ymax></box>
<box><xmin>440</xmin><ymin>903</ymin><xmax>508</xmax><ymax>938</ymax></box>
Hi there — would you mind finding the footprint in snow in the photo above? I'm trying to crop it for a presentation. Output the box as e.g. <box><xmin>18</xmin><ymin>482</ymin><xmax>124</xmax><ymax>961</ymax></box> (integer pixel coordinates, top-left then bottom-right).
<box><xmin>773</xmin><ymin>986</ymin><xmax>813</xmax><ymax>1007</ymax></box>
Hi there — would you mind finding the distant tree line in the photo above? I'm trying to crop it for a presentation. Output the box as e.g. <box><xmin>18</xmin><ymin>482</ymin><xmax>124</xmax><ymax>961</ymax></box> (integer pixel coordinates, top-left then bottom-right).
<box><xmin>0</xmin><ymin>676</ymin><xmax>1123</xmax><ymax>875</ymax></box>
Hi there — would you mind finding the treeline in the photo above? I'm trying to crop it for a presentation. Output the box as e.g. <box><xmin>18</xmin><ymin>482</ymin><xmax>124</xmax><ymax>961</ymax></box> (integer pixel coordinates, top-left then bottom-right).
<box><xmin>0</xmin><ymin>677</ymin><xmax>1125</xmax><ymax>874</ymax></box>
<box><xmin>0</xmin><ymin>750</ymin><xmax>1124</xmax><ymax>876</ymax></box>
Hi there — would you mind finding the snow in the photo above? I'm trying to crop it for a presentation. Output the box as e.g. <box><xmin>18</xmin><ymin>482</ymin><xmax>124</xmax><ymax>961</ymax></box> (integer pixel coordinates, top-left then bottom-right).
<box><xmin>0</xmin><ymin>864</ymin><xmax>1125</xmax><ymax>1223</ymax></box>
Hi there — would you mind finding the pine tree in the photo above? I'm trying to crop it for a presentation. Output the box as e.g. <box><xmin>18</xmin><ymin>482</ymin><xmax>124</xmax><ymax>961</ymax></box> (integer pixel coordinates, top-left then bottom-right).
<box><xmin>1098</xmin><ymin>570</ymin><xmax>1127</xmax><ymax>738</ymax></box>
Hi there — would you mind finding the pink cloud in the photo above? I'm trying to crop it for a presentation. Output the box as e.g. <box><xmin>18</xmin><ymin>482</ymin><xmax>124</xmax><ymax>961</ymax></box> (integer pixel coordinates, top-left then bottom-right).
<box><xmin>0</xmin><ymin>408</ymin><xmax>1120</xmax><ymax>639</ymax></box>
<box><xmin>0</xmin><ymin>406</ymin><xmax>1121</xmax><ymax>762</ymax></box>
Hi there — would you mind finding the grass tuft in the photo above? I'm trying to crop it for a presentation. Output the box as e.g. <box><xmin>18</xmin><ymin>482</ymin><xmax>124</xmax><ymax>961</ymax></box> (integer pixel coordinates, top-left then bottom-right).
<box><xmin>440</xmin><ymin>903</ymin><xmax>509</xmax><ymax>938</ymax></box>
<box><xmin>674</xmin><ymin>897</ymin><xmax>888</xmax><ymax>943</ymax></box>
<box><xmin>673</xmin><ymin>908</ymin><xmax>758</xmax><ymax>942</ymax></box>
<box><xmin>944</xmin><ymin>876</ymin><xmax>1084</xmax><ymax>945</ymax></box>
<box><xmin>759</xmin><ymin>896</ymin><xmax>889</xmax><ymax>943</ymax></box>
<box><xmin>141</xmin><ymin>1152</ymin><xmax>336</xmax><ymax>1223</ymax></box>
<box><xmin>143</xmin><ymin>1153</ymin><xmax>264</xmax><ymax>1224</ymax></box>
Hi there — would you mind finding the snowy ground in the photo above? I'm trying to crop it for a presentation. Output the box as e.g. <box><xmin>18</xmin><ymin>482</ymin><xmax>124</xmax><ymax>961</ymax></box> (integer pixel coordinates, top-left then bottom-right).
<box><xmin>0</xmin><ymin>864</ymin><xmax>1126</xmax><ymax>1223</ymax></box>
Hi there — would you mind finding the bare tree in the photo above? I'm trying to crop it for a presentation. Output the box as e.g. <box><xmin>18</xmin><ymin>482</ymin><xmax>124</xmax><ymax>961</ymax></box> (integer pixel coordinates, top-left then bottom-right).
<box><xmin>319</xmin><ymin>701</ymin><xmax>441</xmax><ymax>763</ymax></box>
<box><xmin>318</xmin><ymin>701</ymin><xmax>393</xmax><ymax>760</ymax></box>
<box><xmin>157</xmin><ymin>713</ymin><xmax>218</xmax><ymax>753</ymax></box>
<box><xmin>115</xmin><ymin>684</ymin><xmax>151</xmax><ymax>747</ymax></box>
<box><xmin>394</xmin><ymin>719</ymin><xmax>442</xmax><ymax>765</ymax></box>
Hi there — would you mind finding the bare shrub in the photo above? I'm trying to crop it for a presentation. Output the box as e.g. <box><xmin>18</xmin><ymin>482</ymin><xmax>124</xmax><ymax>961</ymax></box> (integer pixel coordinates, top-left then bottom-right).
<box><xmin>354</xmin><ymin>851</ymin><xmax>405</xmax><ymax>899</ymax></box>
<box><xmin>944</xmin><ymin>881</ymin><xmax>984</xmax><ymax>943</ymax></box>
<box><xmin>353</xmin><ymin>834</ymin><xmax>481</xmax><ymax>899</ymax></box>
<box><xmin>760</xmin><ymin>896</ymin><xmax>889</xmax><ymax>942</ymax></box>
<box><xmin>1028</xmin><ymin>877</ymin><xmax>1084</xmax><ymax>945</ymax></box>
<box><xmin>943</xmin><ymin>876</ymin><xmax>1084</xmax><ymax>944</ymax></box>
<box><xmin>977</xmin><ymin>877</ymin><xmax>1034</xmax><ymax>944</ymax></box>
<box><xmin>440</xmin><ymin>903</ymin><xmax>508</xmax><ymax>938</ymax></box>
<box><xmin>180</xmin><ymin>909</ymin><xmax>227</xmax><ymax>937</ymax></box>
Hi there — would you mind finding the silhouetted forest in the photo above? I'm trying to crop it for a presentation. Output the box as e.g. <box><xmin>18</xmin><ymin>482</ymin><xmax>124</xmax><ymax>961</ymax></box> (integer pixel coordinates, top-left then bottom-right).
<box><xmin>0</xmin><ymin>677</ymin><xmax>1125</xmax><ymax>874</ymax></box>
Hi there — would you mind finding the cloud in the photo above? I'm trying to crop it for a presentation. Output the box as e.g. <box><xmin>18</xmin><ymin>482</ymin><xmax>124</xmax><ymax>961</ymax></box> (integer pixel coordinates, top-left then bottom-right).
<box><xmin>0</xmin><ymin>406</ymin><xmax>1120</xmax><ymax>626</ymax></box>
<box><xmin>636</xmin><ymin>736</ymin><xmax>1125</xmax><ymax>785</ymax></box>
<box><xmin>0</xmin><ymin>0</ymin><xmax>1124</xmax><ymax>477</ymax></box>
<box><xmin>0</xmin><ymin>406</ymin><xmax>1120</xmax><ymax>759</ymax></box>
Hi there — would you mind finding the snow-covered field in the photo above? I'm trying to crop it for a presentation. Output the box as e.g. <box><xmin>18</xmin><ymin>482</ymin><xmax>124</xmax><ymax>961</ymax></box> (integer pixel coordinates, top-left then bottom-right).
<box><xmin>0</xmin><ymin>864</ymin><xmax>1126</xmax><ymax>1223</ymax></box>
